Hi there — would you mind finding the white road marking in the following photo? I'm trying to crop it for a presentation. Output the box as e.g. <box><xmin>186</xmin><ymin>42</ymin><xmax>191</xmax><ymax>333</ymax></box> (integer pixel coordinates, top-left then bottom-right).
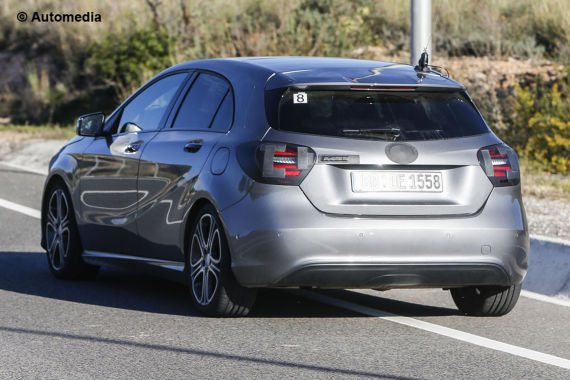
<box><xmin>300</xmin><ymin>290</ymin><xmax>570</xmax><ymax>370</ymax></box>
<box><xmin>521</xmin><ymin>290</ymin><xmax>570</xmax><ymax>307</ymax></box>
<box><xmin>0</xmin><ymin>198</ymin><xmax>41</xmax><ymax>219</ymax></box>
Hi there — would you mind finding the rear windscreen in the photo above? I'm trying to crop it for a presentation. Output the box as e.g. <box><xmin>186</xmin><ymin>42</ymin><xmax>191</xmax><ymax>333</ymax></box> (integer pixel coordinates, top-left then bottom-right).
<box><xmin>269</xmin><ymin>89</ymin><xmax>489</xmax><ymax>141</ymax></box>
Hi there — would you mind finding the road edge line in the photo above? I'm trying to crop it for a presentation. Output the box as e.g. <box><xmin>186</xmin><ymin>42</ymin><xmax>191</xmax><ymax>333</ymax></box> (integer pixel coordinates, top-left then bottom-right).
<box><xmin>0</xmin><ymin>161</ymin><xmax>48</xmax><ymax>176</ymax></box>
<box><xmin>0</xmin><ymin>198</ymin><xmax>41</xmax><ymax>219</ymax></box>
<box><xmin>300</xmin><ymin>290</ymin><xmax>570</xmax><ymax>370</ymax></box>
<box><xmin>520</xmin><ymin>290</ymin><xmax>570</xmax><ymax>307</ymax></box>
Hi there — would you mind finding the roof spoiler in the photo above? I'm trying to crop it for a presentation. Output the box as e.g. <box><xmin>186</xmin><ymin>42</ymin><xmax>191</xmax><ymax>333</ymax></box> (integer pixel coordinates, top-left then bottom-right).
<box><xmin>285</xmin><ymin>83</ymin><xmax>465</xmax><ymax>91</ymax></box>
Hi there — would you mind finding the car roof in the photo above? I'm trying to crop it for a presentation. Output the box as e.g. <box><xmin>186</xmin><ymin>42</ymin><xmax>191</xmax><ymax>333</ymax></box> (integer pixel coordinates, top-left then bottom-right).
<box><xmin>164</xmin><ymin>56</ymin><xmax>464</xmax><ymax>90</ymax></box>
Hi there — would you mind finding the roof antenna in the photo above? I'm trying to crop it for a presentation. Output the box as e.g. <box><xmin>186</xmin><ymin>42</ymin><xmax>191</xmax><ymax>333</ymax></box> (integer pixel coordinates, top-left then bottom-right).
<box><xmin>415</xmin><ymin>50</ymin><xmax>430</xmax><ymax>72</ymax></box>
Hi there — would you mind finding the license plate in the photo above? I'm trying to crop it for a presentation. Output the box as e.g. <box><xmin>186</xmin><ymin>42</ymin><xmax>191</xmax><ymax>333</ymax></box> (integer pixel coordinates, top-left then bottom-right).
<box><xmin>351</xmin><ymin>171</ymin><xmax>443</xmax><ymax>193</ymax></box>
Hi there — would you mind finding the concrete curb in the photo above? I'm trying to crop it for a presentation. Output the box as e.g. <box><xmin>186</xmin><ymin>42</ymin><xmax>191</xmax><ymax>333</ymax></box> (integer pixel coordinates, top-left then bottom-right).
<box><xmin>524</xmin><ymin>236</ymin><xmax>570</xmax><ymax>300</ymax></box>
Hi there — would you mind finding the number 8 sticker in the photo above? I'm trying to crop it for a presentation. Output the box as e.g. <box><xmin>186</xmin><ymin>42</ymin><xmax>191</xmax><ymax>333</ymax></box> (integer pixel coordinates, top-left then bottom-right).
<box><xmin>293</xmin><ymin>92</ymin><xmax>308</xmax><ymax>104</ymax></box>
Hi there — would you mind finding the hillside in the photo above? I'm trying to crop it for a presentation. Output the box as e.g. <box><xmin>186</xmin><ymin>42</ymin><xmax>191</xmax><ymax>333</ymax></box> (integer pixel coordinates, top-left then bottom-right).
<box><xmin>0</xmin><ymin>0</ymin><xmax>568</xmax><ymax>173</ymax></box>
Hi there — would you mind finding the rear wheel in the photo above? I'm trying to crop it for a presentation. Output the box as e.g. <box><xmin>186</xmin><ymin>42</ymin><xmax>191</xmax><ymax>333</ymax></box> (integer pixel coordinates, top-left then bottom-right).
<box><xmin>45</xmin><ymin>183</ymin><xmax>99</xmax><ymax>280</ymax></box>
<box><xmin>187</xmin><ymin>204</ymin><xmax>257</xmax><ymax>317</ymax></box>
<box><xmin>450</xmin><ymin>284</ymin><xmax>521</xmax><ymax>316</ymax></box>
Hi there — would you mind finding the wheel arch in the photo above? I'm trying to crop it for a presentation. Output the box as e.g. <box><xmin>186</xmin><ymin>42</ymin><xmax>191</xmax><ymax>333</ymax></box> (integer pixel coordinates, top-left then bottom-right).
<box><xmin>180</xmin><ymin>195</ymin><xmax>235</xmax><ymax>265</ymax></box>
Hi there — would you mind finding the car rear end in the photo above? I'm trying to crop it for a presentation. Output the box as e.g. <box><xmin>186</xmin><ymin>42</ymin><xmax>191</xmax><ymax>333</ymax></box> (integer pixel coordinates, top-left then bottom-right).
<box><xmin>223</xmin><ymin>79</ymin><xmax>528</xmax><ymax>290</ymax></box>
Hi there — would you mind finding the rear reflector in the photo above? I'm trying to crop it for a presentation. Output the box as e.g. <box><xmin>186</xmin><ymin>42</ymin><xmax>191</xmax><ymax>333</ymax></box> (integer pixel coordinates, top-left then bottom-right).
<box><xmin>257</xmin><ymin>143</ymin><xmax>316</xmax><ymax>185</ymax></box>
<box><xmin>477</xmin><ymin>144</ymin><xmax>520</xmax><ymax>186</ymax></box>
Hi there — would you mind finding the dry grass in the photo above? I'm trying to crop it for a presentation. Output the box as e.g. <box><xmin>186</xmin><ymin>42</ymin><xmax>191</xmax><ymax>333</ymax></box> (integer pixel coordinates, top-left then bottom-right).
<box><xmin>521</xmin><ymin>164</ymin><xmax>570</xmax><ymax>201</ymax></box>
<box><xmin>0</xmin><ymin>125</ymin><xmax>75</xmax><ymax>140</ymax></box>
<box><xmin>3</xmin><ymin>0</ymin><xmax>569</xmax><ymax>59</ymax></box>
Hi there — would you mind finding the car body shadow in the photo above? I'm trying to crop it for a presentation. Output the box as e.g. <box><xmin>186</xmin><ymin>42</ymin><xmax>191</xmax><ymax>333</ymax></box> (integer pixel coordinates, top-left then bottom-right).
<box><xmin>0</xmin><ymin>251</ymin><xmax>459</xmax><ymax>318</ymax></box>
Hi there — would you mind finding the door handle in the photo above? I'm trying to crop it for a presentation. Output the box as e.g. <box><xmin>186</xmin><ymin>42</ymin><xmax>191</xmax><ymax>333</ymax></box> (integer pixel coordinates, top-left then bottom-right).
<box><xmin>125</xmin><ymin>141</ymin><xmax>143</xmax><ymax>153</ymax></box>
<box><xmin>184</xmin><ymin>140</ymin><xmax>204</xmax><ymax>153</ymax></box>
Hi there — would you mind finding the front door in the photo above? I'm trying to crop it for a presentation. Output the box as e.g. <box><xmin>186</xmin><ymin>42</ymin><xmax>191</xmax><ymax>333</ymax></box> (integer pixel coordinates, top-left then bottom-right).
<box><xmin>77</xmin><ymin>72</ymin><xmax>189</xmax><ymax>255</ymax></box>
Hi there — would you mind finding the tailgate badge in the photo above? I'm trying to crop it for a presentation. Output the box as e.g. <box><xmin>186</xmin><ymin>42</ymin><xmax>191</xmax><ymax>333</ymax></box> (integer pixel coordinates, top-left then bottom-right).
<box><xmin>319</xmin><ymin>155</ymin><xmax>360</xmax><ymax>164</ymax></box>
<box><xmin>385</xmin><ymin>143</ymin><xmax>418</xmax><ymax>164</ymax></box>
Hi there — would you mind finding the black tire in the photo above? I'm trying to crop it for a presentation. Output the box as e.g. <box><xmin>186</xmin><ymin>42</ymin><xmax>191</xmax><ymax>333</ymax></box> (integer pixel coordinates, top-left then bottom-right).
<box><xmin>186</xmin><ymin>204</ymin><xmax>257</xmax><ymax>317</ymax></box>
<box><xmin>44</xmin><ymin>183</ymin><xmax>99</xmax><ymax>280</ymax></box>
<box><xmin>450</xmin><ymin>284</ymin><xmax>521</xmax><ymax>316</ymax></box>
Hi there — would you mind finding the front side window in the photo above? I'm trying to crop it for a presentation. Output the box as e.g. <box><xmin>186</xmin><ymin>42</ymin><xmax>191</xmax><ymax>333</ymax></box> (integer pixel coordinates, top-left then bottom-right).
<box><xmin>271</xmin><ymin>89</ymin><xmax>490</xmax><ymax>141</ymax></box>
<box><xmin>117</xmin><ymin>73</ymin><xmax>187</xmax><ymax>133</ymax></box>
<box><xmin>171</xmin><ymin>73</ymin><xmax>233</xmax><ymax>131</ymax></box>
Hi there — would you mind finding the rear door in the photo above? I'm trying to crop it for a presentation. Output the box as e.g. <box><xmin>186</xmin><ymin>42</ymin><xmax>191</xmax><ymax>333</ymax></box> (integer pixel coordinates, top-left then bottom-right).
<box><xmin>136</xmin><ymin>71</ymin><xmax>234</xmax><ymax>261</ymax></box>
<box><xmin>265</xmin><ymin>87</ymin><xmax>498</xmax><ymax>216</ymax></box>
<box><xmin>77</xmin><ymin>73</ymin><xmax>188</xmax><ymax>255</ymax></box>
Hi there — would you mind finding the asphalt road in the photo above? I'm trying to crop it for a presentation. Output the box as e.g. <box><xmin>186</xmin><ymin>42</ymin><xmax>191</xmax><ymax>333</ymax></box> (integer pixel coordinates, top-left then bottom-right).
<box><xmin>0</xmin><ymin>163</ymin><xmax>569</xmax><ymax>379</ymax></box>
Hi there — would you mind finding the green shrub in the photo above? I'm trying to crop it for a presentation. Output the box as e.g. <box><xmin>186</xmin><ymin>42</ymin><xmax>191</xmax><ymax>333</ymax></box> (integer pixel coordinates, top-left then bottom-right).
<box><xmin>509</xmin><ymin>78</ymin><xmax>569</xmax><ymax>174</ymax></box>
<box><xmin>87</xmin><ymin>27</ymin><xmax>174</xmax><ymax>101</ymax></box>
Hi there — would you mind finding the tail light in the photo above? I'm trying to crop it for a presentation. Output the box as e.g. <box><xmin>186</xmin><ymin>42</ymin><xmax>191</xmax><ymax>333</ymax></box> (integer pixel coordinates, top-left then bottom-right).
<box><xmin>477</xmin><ymin>144</ymin><xmax>520</xmax><ymax>187</ymax></box>
<box><xmin>256</xmin><ymin>142</ymin><xmax>316</xmax><ymax>185</ymax></box>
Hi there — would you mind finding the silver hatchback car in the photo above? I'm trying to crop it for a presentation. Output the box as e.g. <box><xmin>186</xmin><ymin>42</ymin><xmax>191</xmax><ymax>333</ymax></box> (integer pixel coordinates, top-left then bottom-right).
<box><xmin>41</xmin><ymin>57</ymin><xmax>529</xmax><ymax>317</ymax></box>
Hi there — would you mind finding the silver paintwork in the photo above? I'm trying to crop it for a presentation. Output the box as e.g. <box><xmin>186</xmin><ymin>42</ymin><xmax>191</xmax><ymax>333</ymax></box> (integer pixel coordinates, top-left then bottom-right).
<box><xmin>221</xmin><ymin>181</ymin><xmax>528</xmax><ymax>287</ymax></box>
<box><xmin>83</xmin><ymin>251</ymin><xmax>185</xmax><ymax>272</ymax></box>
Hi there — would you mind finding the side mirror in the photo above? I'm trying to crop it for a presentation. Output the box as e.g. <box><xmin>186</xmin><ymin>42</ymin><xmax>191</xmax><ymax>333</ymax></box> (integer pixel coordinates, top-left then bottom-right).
<box><xmin>77</xmin><ymin>112</ymin><xmax>105</xmax><ymax>136</ymax></box>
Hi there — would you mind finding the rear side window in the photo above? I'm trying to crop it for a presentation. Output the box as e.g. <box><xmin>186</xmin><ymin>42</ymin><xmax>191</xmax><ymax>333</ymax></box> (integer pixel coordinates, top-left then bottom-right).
<box><xmin>272</xmin><ymin>90</ymin><xmax>489</xmax><ymax>141</ymax></box>
<box><xmin>209</xmin><ymin>94</ymin><xmax>233</xmax><ymax>132</ymax></box>
<box><xmin>172</xmin><ymin>73</ymin><xmax>233</xmax><ymax>131</ymax></box>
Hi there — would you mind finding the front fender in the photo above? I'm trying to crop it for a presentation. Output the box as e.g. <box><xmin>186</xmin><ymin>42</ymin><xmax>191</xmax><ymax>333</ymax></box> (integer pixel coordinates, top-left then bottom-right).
<box><xmin>40</xmin><ymin>137</ymin><xmax>93</xmax><ymax>249</ymax></box>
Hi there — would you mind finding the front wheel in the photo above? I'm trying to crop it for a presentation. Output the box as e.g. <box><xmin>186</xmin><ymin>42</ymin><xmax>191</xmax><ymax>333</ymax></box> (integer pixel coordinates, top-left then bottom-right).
<box><xmin>450</xmin><ymin>284</ymin><xmax>521</xmax><ymax>316</ymax></box>
<box><xmin>44</xmin><ymin>183</ymin><xmax>99</xmax><ymax>280</ymax></box>
<box><xmin>187</xmin><ymin>204</ymin><xmax>257</xmax><ymax>317</ymax></box>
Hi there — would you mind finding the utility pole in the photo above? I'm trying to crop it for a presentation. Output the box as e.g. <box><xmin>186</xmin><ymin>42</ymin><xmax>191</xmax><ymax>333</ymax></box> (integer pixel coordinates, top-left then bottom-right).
<box><xmin>410</xmin><ymin>0</ymin><xmax>432</xmax><ymax>66</ymax></box>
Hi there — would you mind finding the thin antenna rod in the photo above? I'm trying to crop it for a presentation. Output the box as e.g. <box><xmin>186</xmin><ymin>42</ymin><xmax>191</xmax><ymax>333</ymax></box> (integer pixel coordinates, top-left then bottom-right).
<box><xmin>410</xmin><ymin>0</ymin><xmax>432</xmax><ymax>65</ymax></box>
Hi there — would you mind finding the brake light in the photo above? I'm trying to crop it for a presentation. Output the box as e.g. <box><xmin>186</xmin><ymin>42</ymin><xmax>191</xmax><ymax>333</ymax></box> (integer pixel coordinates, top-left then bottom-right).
<box><xmin>477</xmin><ymin>144</ymin><xmax>520</xmax><ymax>186</ymax></box>
<box><xmin>257</xmin><ymin>143</ymin><xmax>316</xmax><ymax>185</ymax></box>
<box><xmin>350</xmin><ymin>85</ymin><xmax>417</xmax><ymax>91</ymax></box>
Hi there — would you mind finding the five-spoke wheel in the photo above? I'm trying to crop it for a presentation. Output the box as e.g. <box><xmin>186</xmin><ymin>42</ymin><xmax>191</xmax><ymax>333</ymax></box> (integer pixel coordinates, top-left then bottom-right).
<box><xmin>190</xmin><ymin>213</ymin><xmax>222</xmax><ymax>306</ymax></box>
<box><xmin>187</xmin><ymin>204</ymin><xmax>257</xmax><ymax>317</ymax></box>
<box><xmin>46</xmin><ymin>188</ymin><xmax>71</xmax><ymax>271</ymax></box>
<box><xmin>44</xmin><ymin>183</ymin><xmax>99</xmax><ymax>279</ymax></box>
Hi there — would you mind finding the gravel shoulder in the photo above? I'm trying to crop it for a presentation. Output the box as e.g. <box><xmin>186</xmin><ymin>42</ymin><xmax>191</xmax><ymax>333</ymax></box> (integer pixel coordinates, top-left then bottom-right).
<box><xmin>0</xmin><ymin>132</ymin><xmax>568</xmax><ymax>240</ymax></box>
<box><xmin>0</xmin><ymin>132</ymin><xmax>66</xmax><ymax>174</ymax></box>
<box><xmin>525</xmin><ymin>197</ymin><xmax>570</xmax><ymax>240</ymax></box>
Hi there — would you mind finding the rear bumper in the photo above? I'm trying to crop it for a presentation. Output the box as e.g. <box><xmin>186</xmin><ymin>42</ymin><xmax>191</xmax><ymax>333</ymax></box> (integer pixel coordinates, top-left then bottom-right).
<box><xmin>276</xmin><ymin>263</ymin><xmax>510</xmax><ymax>288</ymax></box>
<box><xmin>221</xmin><ymin>183</ymin><xmax>529</xmax><ymax>288</ymax></box>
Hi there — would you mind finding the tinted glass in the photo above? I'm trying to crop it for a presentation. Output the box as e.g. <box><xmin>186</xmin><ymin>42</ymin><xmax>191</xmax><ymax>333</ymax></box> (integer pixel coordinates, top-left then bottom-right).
<box><xmin>275</xmin><ymin>90</ymin><xmax>489</xmax><ymax>141</ymax></box>
<box><xmin>172</xmin><ymin>73</ymin><xmax>230</xmax><ymax>130</ymax></box>
<box><xmin>209</xmin><ymin>93</ymin><xmax>233</xmax><ymax>132</ymax></box>
<box><xmin>118</xmin><ymin>73</ymin><xmax>186</xmax><ymax>132</ymax></box>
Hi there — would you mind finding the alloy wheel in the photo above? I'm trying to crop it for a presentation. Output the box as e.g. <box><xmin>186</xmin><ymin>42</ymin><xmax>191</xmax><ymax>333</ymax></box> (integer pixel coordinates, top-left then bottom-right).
<box><xmin>190</xmin><ymin>213</ymin><xmax>222</xmax><ymax>305</ymax></box>
<box><xmin>46</xmin><ymin>189</ymin><xmax>70</xmax><ymax>271</ymax></box>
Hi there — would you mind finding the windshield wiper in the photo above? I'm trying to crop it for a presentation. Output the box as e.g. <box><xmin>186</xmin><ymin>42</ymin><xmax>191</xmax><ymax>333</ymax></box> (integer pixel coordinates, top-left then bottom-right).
<box><xmin>341</xmin><ymin>128</ymin><xmax>401</xmax><ymax>140</ymax></box>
